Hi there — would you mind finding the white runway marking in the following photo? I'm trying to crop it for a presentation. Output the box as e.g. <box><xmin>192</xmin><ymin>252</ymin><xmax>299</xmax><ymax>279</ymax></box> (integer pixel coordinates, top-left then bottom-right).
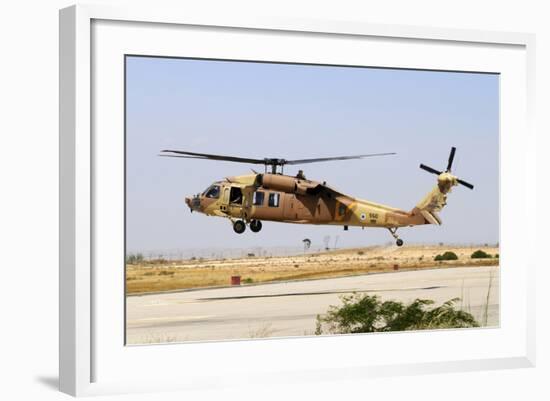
<box><xmin>134</xmin><ymin>315</ymin><xmax>215</xmax><ymax>323</ymax></box>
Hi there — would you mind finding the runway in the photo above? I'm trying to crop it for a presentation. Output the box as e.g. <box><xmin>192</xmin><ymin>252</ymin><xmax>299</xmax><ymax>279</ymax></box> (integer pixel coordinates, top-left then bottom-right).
<box><xmin>126</xmin><ymin>265</ymin><xmax>499</xmax><ymax>344</ymax></box>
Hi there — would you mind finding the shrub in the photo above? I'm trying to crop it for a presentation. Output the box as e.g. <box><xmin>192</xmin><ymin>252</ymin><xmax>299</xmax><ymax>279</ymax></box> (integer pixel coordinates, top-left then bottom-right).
<box><xmin>150</xmin><ymin>258</ymin><xmax>168</xmax><ymax>265</ymax></box>
<box><xmin>357</xmin><ymin>251</ymin><xmax>365</xmax><ymax>256</ymax></box>
<box><xmin>434</xmin><ymin>251</ymin><xmax>458</xmax><ymax>261</ymax></box>
<box><xmin>315</xmin><ymin>294</ymin><xmax>478</xmax><ymax>335</ymax></box>
<box><xmin>495</xmin><ymin>253</ymin><xmax>499</xmax><ymax>259</ymax></box>
<box><xmin>158</xmin><ymin>270</ymin><xmax>174</xmax><ymax>276</ymax></box>
<box><xmin>126</xmin><ymin>253</ymin><xmax>144</xmax><ymax>265</ymax></box>
<box><xmin>242</xmin><ymin>277</ymin><xmax>253</xmax><ymax>284</ymax></box>
<box><xmin>471</xmin><ymin>250</ymin><xmax>491</xmax><ymax>259</ymax></box>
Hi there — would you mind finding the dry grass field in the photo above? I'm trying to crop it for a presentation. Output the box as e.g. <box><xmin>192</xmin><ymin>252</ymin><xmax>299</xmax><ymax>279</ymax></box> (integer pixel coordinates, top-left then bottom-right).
<box><xmin>126</xmin><ymin>245</ymin><xmax>499</xmax><ymax>294</ymax></box>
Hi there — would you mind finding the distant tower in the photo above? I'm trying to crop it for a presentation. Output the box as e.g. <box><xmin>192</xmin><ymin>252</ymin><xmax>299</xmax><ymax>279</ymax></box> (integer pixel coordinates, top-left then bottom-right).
<box><xmin>302</xmin><ymin>238</ymin><xmax>311</xmax><ymax>254</ymax></box>
<box><xmin>323</xmin><ymin>235</ymin><xmax>331</xmax><ymax>251</ymax></box>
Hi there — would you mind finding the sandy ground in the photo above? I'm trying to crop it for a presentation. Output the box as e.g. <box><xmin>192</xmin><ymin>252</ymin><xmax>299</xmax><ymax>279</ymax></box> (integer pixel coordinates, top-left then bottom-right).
<box><xmin>126</xmin><ymin>245</ymin><xmax>498</xmax><ymax>294</ymax></box>
<box><xmin>126</xmin><ymin>265</ymin><xmax>499</xmax><ymax>344</ymax></box>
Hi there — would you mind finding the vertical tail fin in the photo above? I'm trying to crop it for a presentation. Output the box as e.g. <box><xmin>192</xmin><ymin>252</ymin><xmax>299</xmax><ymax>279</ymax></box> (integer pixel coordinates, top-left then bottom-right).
<box><xmin>414</xmin><ymin>173</ymin><xmax>457</xmax><ymax>225</ymax></box>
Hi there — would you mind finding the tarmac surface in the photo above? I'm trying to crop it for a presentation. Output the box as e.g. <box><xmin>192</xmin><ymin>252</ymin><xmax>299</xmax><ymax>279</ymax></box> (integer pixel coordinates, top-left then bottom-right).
<box><xmin>126</xmin><ymin>265</ymin><xmax>499</xmax><ymax>344</ymax></box>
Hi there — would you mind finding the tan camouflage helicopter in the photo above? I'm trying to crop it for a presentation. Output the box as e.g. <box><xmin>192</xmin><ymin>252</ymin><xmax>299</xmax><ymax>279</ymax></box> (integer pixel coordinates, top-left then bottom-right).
<box><xmin>161</xmin><ymin>147</ymin><xmax>473</xmax><ymax>246</ymax></box>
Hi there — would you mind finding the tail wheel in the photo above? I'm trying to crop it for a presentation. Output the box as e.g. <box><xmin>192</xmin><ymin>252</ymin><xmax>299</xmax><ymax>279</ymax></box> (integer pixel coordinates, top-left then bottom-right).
<box><xmin>233</xmin><ymin>220</ymin><xmax>246</xmax><ymax>234</ymax></box>
<box><xmin>388</xmin><ymin>227</ymin><xmax>404</xmax><ymax>247</ymax></box>
<box><xmin>250</xmin><ymin>220</ymin><xmax>262</xmax><ymax>233</ymax></box>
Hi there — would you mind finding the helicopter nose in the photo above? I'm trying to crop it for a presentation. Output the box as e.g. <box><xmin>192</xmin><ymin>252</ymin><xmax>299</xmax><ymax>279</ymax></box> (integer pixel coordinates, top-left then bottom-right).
<box><xmin>185</xmin><ymin>195</ymin><xmax>202</xmax><ymax>212</ymax></box>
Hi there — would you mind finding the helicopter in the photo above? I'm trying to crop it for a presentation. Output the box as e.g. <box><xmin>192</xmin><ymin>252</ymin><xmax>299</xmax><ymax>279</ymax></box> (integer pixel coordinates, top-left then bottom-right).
<box><xmin>160</xmin><ymin>147</ymin><xmax>473</xmax><ymax>246</ymax></box>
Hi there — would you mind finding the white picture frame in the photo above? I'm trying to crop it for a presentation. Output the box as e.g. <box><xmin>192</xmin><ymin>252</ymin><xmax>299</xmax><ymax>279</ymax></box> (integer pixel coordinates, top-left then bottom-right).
<box><xmin>59</xmin><ymin>4</ymin><xmax>536</xmax><ymax>397</ymax></box>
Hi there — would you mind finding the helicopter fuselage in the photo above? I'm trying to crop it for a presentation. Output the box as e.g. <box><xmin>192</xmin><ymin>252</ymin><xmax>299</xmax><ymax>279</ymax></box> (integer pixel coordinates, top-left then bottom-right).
<box><xmin>185</xmin><ymin>173</ymin><xmax>429</xmax><ymax>229</ymax></box>
<box><xmin>170</xmin><ymin>146</ymin><xmax>471</xmax><ymax>245</ymax></box>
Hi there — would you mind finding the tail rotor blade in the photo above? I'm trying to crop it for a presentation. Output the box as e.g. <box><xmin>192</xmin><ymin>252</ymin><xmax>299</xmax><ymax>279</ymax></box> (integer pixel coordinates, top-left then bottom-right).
<box><xmin>457</xmin><ymin>178</ymin><xmax>474</xmax><ymax>190</ymax></box>
<box><xmin>446</xmin><ymin>147</ymin><xmax>456</xmax><ymax>172</ymax></box>
<box><xmin>421</xmin><ymin>147</ymin><xmax>474</xmax><ymax>190</ymax></box>
<box><xmin>419</xmin><ymin>164</ymin><xmax>442</xmax><ymax>175</ymax></box>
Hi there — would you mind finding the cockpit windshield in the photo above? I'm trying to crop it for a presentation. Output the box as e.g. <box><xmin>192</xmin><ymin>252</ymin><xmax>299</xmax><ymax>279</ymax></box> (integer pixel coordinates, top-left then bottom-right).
<box><xmin>203</xmin><ymin>185</ymin><xmax>220</xmax><ymax>199</ymax></box>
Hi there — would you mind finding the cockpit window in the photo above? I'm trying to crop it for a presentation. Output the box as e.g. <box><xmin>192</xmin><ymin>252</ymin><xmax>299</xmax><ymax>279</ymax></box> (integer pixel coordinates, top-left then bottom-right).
<box><xmin>204</xmin><ymin>185</ymin><xmax>220</xmax><ymax>199</ymax></box>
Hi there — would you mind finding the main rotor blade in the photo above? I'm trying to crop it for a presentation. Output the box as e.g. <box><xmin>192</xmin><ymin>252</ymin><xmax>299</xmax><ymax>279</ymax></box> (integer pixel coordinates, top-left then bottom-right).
<box><xmin>160</xmin><ymin>150</ymin><xmax>266</xmax><ymax>164</ymax></box>
<box><xmin>284</xmin><ymin>153</ymin><xmax>396</xmax><ymax>165</ymax></box>
<box><xmin>419</xmin><ymin>164</ymin><xmax>442</xmax><ymax>175</ymax></box>
<box><xmin>446</xmin><ymin>147</ymin><xmax>456</xmax><ymax>172</ymax></box>
<box><xmin>457</xmin><ymin>178</ymin><xmax>474</xmax><ymax>190</ymax></box>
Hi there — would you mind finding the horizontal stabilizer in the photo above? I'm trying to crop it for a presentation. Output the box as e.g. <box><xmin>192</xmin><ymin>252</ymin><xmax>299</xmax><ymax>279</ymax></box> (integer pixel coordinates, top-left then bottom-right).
<box><xmin>420</xmin><ymin>210</ymin><xmax>442</xmax><ymax>225</ymax></box>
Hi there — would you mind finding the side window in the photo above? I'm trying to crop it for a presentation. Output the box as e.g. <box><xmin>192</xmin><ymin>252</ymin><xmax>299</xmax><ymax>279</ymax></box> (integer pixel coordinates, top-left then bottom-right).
<box><xmin>205</xmin><ymin>185</ymin><xmax>220</xmax><ymax>199</ymax></box>
<box><xmin>338</xmin><ymin>204</ymin><xmax>346</xmax><ymax>216</ymax></box>
<box><xmin>229</xmin><ymin>187</ymin><xmax>243</xmax><ymax>204</ymax></box>
<box><xmin>253</xmin><ymin>191</ymin><xmax>265</xmax><ymax>206</ymax></box>
<box><xmin>268</xmin><ymin>192</ymin><xmax>280</xmax><ymax>207</ymax></box>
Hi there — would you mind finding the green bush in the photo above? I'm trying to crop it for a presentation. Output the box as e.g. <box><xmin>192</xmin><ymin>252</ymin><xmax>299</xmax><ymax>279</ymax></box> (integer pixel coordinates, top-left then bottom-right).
<box><xmin>158</xmin><ymin>270</ymin><xmax>174</xmax><ymax>276</ymax></box>
<box><xmin>242</xmin><ymin>277</ymin><xmax>254</xmax><ymax>284</ymax></box>
<box><xmin>434</xmin><ymin>251</ymin><xmax>458</xmax><ymax>261</ymax></box>
<box><xmin>150</xmin><ymin>258</ymin><xmax>168</xmax><ymax>265</ymax></box>
<box><xmin>126</xmin><ymin>253</ymin><xmax>144</xmax><ymax>265</ymax></box>
<box><xmin>315</xmin><ymin>294</ymin><xmax>478</xmax><ymax>335</ymax></box>
<box><xmin>471</xmin><ymin>250</ymin><xmax>491</xmax><ymax>259</ymax></box>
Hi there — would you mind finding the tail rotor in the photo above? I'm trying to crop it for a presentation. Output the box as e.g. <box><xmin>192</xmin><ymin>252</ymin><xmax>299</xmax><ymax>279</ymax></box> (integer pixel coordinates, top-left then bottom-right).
<box><xmin>419</xmin><ymin>147</ymin><xmax>474</xmax><ymax>190</ymax></box>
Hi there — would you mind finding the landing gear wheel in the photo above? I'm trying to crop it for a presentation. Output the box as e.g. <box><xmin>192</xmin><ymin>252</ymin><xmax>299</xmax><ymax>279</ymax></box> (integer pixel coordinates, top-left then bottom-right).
<box><xmin>250</xmin><ymin>220</ymin><xmax>262</xmax><ymax>233</ymax></box>
<box><xmin>233</xmin><ymin>220</ymin><xmax>246</xmax><ymax>234</ymax></box>
<box><xmin>387</xmin><ymin>227</ymin><xmax>404</xmax><ymax>247</ymax></box>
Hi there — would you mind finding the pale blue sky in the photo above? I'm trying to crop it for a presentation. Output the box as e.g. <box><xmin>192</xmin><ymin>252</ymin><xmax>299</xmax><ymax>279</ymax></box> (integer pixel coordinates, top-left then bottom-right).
<box><xmin>126</xmin><ymin>56</ymin><xmax>499</xmax><ymax>254</ymax></box>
